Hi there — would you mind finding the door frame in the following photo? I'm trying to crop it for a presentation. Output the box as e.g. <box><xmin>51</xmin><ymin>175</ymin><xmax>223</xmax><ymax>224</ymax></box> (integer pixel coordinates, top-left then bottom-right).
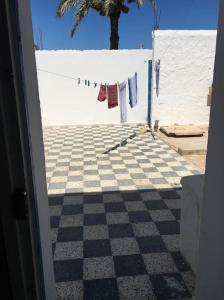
<box><xmin>1</xmin><ymin>0</ymin><xmax>56</xmax><ymax>299</ymax></box>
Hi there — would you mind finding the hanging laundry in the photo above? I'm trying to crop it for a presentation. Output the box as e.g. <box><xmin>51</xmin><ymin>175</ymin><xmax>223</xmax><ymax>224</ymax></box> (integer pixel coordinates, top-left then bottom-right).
<box><xmin>119</xmin><ymin>81</ymin><xmax>127</xmax><ymax>123</ymax></box>
<box><xmin>107</xmin><ymin>84</ymin><xmax>118</xmax><ymax>109</ymax></box>
<box><xmin>97</xmin><ymin>84</ymin><xmax>107</xmax><ymax>102</ymax></box>
<box><xmin>128</xmin><ymin>72</ymin><xmax>138</xmax><ymax>108</ymax></box>
<box><xmin>155</xmin><ymin>59</ymin><xmax>160</xmax><ymax>97</ymax></box>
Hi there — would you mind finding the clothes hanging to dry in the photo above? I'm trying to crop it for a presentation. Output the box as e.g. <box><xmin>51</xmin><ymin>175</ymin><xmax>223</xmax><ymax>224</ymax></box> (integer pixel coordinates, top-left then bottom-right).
<box><xmin>97</xmin><ymin>84</ymin><xmax>107</xmax><ymax>102</ymax></box>
<box><xmin>107</xmin><ymin>84</ymin><xmax>118</xmax><ymax>109</ymax></box>
<box><xmin>119</xmin><ymin>81</ymin><xmax>127</xmax><ymax>123</ymax></box>
<box><xmin>128</xmin><ymin>72</ymin><xmax>138</xmax><ymax>108</ymax></box>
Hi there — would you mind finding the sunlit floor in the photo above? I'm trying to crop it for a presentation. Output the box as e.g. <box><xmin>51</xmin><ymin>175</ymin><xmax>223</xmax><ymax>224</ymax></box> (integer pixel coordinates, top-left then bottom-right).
<box><xmin>44</xmin><ymin>124</ymin><xmax>198</xmax><ymax>299</ymax></box>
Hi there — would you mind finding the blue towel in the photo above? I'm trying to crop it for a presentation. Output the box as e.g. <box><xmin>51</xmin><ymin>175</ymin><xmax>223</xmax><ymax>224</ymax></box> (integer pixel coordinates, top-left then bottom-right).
<box><xmin>128</xmin><ymin>72</ymin><xmax>138</xmax><ymax>108</ymax></box>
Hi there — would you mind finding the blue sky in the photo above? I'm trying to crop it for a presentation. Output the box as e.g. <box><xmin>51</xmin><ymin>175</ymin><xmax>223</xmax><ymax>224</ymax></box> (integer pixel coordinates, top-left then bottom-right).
<box><xmin>31</xmin><ymin>0</ymin><xmax>219</xmax><ymax>50</ymax></box>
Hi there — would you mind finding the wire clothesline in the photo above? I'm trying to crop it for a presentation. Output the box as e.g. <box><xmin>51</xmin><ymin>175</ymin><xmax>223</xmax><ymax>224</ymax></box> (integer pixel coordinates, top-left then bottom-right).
<box><xmin>37</xmin><ymin>60</ymin><xmax>148</xmax><ymax>88</ymax></box>
<box><xmin>37</xmin><ymin>68</ymin><xmax>100</xmax><ymax>87</ymax></box>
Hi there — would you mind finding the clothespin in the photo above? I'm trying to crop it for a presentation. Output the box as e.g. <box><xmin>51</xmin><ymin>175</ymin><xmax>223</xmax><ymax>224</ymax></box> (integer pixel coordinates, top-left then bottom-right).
<box><xmin>77</xmin><ymin>78</ymin><xmax>81</xmax><ymax>84</ymax></box>
<box><xmin>88</xmin><ymin>80</ymin><xmax>90</xmax><ymax>86</ymax></box>
<box><xmin>94</xmin><ymin>83</ymin><xmax>97</xmax><ymax>88</ymax></box>
<box><xmin>85</xmin><ymin>80</ymin><xmax>87</xmax><ymax>85</ymax></box>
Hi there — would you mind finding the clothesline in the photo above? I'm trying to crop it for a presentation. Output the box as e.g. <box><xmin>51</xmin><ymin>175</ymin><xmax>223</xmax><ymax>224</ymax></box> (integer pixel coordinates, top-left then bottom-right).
<box><xmin>37</xmin><ymin>67</ymin><xmax>139</xmax><ymax>122</ymax></box>
<box><xmin>37</xmin><ymin>61</ymin><xmax>146</xmax><ymax>87</ymax></box>
<box><xmin>37</xmin><ymin>68</ymin><xmax>100</xmax><ymax>87</ymax></box>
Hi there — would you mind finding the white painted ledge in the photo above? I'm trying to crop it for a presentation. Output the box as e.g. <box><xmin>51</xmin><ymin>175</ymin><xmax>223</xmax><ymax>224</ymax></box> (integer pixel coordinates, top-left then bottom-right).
<box><xmin>180</xmin><ymin>174</ymin><xmax>204</xmax><ymax>274</ymax></box>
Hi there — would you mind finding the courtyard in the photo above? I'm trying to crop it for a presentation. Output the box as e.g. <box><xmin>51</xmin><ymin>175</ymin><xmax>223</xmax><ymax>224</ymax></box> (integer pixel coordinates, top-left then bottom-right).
<box><xmin>45</xmin><ymin>124</ymin><xmax>199</xmax><ymax>299</ymax></box>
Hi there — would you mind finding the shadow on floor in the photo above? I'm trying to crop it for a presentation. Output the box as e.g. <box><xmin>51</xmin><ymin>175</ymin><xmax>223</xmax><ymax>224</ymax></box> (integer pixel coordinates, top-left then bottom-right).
<box><xmin>49</xmin><ymin>187</ymin><xmax>195</xmax><ymax>300</ymax></box>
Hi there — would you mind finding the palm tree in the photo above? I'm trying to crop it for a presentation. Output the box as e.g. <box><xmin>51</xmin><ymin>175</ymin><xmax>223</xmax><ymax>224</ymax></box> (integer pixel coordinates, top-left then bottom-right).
<box><xmin>57</xmin><ymin>0</ymin><xmax>145</xmax><ymax>50</ymax></box>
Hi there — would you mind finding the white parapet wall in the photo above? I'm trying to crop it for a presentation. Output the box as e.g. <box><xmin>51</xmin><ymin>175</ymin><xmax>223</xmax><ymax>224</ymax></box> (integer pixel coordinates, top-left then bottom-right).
<box><xmin>36</xmin><ymin>50</ymin><xmax>152</xmax><ymax>126</ymax></box>
<box><xmin>152</xmin><ymin>30</ymin><xmax>217</xmax><ymax>126</ymax></box>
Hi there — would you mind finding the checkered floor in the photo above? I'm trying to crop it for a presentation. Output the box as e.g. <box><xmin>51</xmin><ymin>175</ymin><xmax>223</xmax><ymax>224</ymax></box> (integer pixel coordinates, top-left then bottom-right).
<box><xmin>44</xmin><ymin>124</ymin><xmax>199</xmax><ymax>300</ymax></box>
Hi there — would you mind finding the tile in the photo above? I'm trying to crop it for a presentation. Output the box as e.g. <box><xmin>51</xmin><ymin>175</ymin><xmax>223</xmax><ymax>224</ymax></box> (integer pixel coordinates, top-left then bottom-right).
<box><xmin>56</xmin><ymin>281</ymin><xmax>83</xmax><ymax>300</ymax></box>
<box><xmin>171</xmin><ymin>251</ymin><xmax>191</xmax><ymax>272</ymax></box>
<box><xmin>50</xmin><ymin>216</ymin><xmax>60</xmax><ymax>228</ymax></box>
<box><xmin>150</xmin><ymin>209</ymin><xmax>176</xmax><ymax>222</ymax></box>
<box><xmin>159</xmin><ymin>190</ymin><xmax>181</xmax><ymax>199</ymax></box>
<box><xmin>162</xmin><ymin>234</ymin><xmax>180</xmax><ymax>252</ymax></box>
<box><xmin>54</xmin><ymin>259</ymin><xmax>83</xmax><ymax>282</ymax></box>
<box><xmin>171</xmin><ymin>208</ymin><xmax>181</xmax><ymax>220</ymax></box>
<box><xmin>62</xmin><ymin>204</ymin><xmax>83</xmax><ymax>215</ymax></box>
<box><xmin>83</xmin><ymin>257</ymin><xmax>115</xmax><ymax>280</ymax></box>
<box><xmin>108</xmin><ymin>224</ymin><xmax>134</xmax><ymax>238</ymax></box>
<box><xmin>103</xmin><ymin>192</ymin><xmax>123</xmax><ymax>203</ymax></box>
<box><xmin>121</xmin><ymin>192</ymin><xmax>142</xmax><ymax>202</ymax></box>
<box><xmin>48</xmin><ymin>182</ymin><xmax>67</xmax><ymax>190</ymax></box>
<box><xmin>181</xmin><ymin>271</ymin><xmax>196</xmax><ymax>297</ymax></box>
<box><xmin>150</xmin><ymin>273</ymin><xmax>190</xmax><ymax>300</ymax></box>
<box><xmin>128</xmin><ymin>211</ymin><xmax>152</xmax><ymax>223</ymax></box>
<box><xmin>54</xmin><ymin>241</ymin><xmax>83</xmax><ymax>260</ymax></box>
<box><xmin>137</xmin><ymin>236</ymin><xmax>167</xmax><ymax>253</ymax></box>
<box><xmin>51</xmin><ymin>228</ymin><xmax>58</xmax><ymax>243</ymax></box>
<box><xmin>100</xmin><ymin>174</ymin><xmax>116</xmax><ymax>180</ymax></box>
<box><xmin>59</xmin><ymin>214</ymin><xmax>83</xmax><ymax>227</ymax></box>
<box><xmin>84</xmin><ymin>225</ymin><xmax>109</xmax><ymax>240</ymax></box>
<box><xmin>84</xmin><ymin>203</ymin><xmax>105</xmax><ymax>214</ymax></box>
<box><xmin>49</xmin><ymin>205</ymin><xmax>62</xmax><ymax>217</ymax></box>
<box><xmin>84</xmin><ymin>213</ymin><xmax>107</xmax><ymax>225</ymax></box>
<box><xmin>84</xmin><ymin>278</ymin><xmax>119</xmax><ymax>300</ymax></box>
<box><xmin>106</xmin><ymin>212</ymin><xmax>129</xmax><ymax>224</ymax></box>
<box><xmin>105</xmin><ymin>202</ymin><xmax>126</xmax><ymax>213</ymax></box>
<box><xmin>84</xmin><ymin>181</ymin><xmax>100</xmax><ymax>188</ymax></box>
<box><xmin>63</xmin><ymin>195</ymin><xmax>83</xmax><ymax>205</ymax></box>
<box><xmin>132</xmin><ymin>222</ymin><xmax>159</xmax><ymax>237</ymax></box>
<box><xmin>117</xmin><ymin>275</ymin><xmax>155</xmax><ymax>300</ymax></box>
<box><xmin>156</xmin><ymin>221</ymin><xmax>180</xmax><ymax>235</ymax></box>
<box><xmin>57</xmin><ymin>227</ymin><xmax>83</xmax><ymax>242</ymax></box>
<box><xmin>117</xmin><ymin>179</ymin><xmax>134</xmax><ymax>186</ymax></box>
<box><xmin>48</xmin><ymin>196</ymin><xmax>63</xmax><ymax>206</ymax></box>
<box><xmin>145</xmin><ymin>200</ymin><xmax>168</xmax><ymax>210</ymax></box>
<box><xmin>125</xmin><ymin>201</ymin><xmax>147</xmax><ymax>212</ymax></box>
<box><xmin>84</xmin><ymin>239</ymin><xmax>111</xmax><ymax>258</ymax></box>
<box><xmin>140</xmin><ymin>191</ymin><xmax>162</xmax><ymax>201</ymax></box>
<box><xmin>111</xmin><ymin>237</ymin><xmax>140</xmax><ymax>256</ymax></box>
<box><xmin>143</xmin><ymin>253</ymin><xmax>177</xmax><ymax>274</ymax></box>
<box><xmin>113</xmin><ymin>254</ymin><xmax>147</xmax><ymax>277</ymax></box>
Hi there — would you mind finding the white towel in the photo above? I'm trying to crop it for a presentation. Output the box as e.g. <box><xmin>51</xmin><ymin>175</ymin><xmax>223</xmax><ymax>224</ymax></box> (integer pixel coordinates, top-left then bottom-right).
<box><xmin>119</xmin><ymin>81</ymin><xmax>127</xmax><ymax>123</ymax></box>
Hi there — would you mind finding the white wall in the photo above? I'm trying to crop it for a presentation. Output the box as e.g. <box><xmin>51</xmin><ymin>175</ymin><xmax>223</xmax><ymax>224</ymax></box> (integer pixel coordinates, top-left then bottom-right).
<box><xmin>152</xmin><ymin>30</ymin><xmax>217</xmax><ymax>126</ymax></box>
<box><xmin>36</xmin><ymin>50</ymin><xmax>151</xmax><ymax>126</ymax></box>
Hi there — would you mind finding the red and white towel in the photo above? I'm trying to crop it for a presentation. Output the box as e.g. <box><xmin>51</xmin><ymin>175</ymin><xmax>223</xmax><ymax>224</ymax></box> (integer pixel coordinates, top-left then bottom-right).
<box><xmin>97</xmin><ymin>84</ymin><xmax>107</xmax><ymax>102</ymax></box>
<box><xmin>107</xmin><ymin>84</ymin><xmax>118</xmax><ymax>109</ymax></box>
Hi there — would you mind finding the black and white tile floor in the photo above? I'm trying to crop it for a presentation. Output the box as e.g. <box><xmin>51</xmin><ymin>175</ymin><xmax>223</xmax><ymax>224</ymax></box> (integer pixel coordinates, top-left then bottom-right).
<box><xmin>44</xmin><ymin>124</ymin><xmax>199</xmax><ymax>300</ymax></box>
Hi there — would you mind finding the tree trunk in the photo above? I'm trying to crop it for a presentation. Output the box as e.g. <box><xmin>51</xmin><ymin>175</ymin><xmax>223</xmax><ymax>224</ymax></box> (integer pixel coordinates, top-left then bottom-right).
<box><xmin>110</xmin><ymin>13</ymin><xmax>120</xmax><ymax>50</ymax></box>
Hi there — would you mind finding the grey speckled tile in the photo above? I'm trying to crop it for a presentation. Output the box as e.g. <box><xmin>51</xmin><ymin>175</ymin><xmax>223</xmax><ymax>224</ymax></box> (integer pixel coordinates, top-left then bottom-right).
<box><xmin>60</xmin><ymin>214</ymin><xmax>84</xmax><ymax>228</ymax></box>
<box><xmin>143</xmin><ymin>253</ymin><xmax>178</xmax><ymax>274</ymax></box>
<box><xmin>84</xmin><ymin>225</ymin><xmax>109</xmax><ymax>240</ymax></box>
<box><xmin>111</xmin><ymin>237</ymin><xmax>140</xmax><ymax>256</ymax></box>
<box><xmin>54</xmin><ymin>241</ymin><xmax>83</xmax><ymax>260</ymax></box>
<box><xmin>83</xmin><ymin>257</ymin><xmax>115</xmax><ymax>280</ymax></box>
<box><xmin>132</xmin><ymin>222</ymin><xmax>159</xmax><ymax>237</ymax></box>
<box><xmin>106</xmin><ymin>212</ymin><xmax>130</xmax><ymax>224</ymax></box>
<box><xmin>56</xmin><ymin>280</ymin><xmax>83</xmax><ymax>300</ymax></box>
<box><xmin>150</xmin><ymin>209</ymin><xmax>176</xmax><ymax>222</ymax></box>
<box><xmin>162</xmin><ymin>234</ymin><xmax>180</xmax><ymax>252</ymax></box>
<box><xmin>117</xmin><ymin>275</ymin><xmax>156</xmax><ymax>300</ymax></box>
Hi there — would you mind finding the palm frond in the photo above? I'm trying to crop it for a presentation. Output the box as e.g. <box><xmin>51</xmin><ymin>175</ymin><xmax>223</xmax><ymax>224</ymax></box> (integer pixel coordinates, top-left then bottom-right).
<box><xmin>57</xmin><ymin>0</ymin><xmax>79</xmax><ymax>17</ymax></box>
<box><xmin>128</xmin><ymin>0</ymin><xmax>144</xmax><ymax>6</ymax></box>
<box><xmin>71</xmin><ymin>0</ymin><xmax>91</xmax><ymax>36</ymax></box>
<box><xmin>90</xmin><ymin>0</ymin><xmax>102</xmax><ymax>12</ymax></box>
<box><xmin>103</xmin><ymin>0</ymin><xmax>116</xmax><ymax>16</ymax></box>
